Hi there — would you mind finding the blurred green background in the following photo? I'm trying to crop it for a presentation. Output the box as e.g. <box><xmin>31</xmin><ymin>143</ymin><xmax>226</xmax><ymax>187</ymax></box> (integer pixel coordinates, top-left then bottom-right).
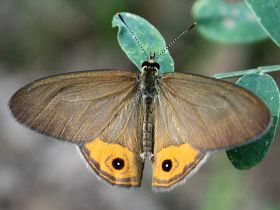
<box><xmin>0</xmin><ymin>0</ymin><xmax>279</xmax><ymax>210</ymax></box>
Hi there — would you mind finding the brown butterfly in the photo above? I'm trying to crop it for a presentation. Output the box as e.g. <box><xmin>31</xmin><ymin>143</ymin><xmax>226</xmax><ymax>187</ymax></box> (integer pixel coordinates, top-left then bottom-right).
<box><xmin>8</xmin><ymin>15</ymin><xmax>271</xmax><ymax>191</ymax></box>
<box><xmin>9</xmin><ymin>55</ymin><xmax>271</xmax><ymax>190</ymax></box>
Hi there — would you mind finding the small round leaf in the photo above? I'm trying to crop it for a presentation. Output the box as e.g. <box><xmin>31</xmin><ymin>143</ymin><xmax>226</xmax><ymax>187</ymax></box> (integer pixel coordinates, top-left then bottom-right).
<box><xmin>192</xmin><ymin>0</ymin><xmax>268</xmax><ymax>43</ymax></box>
<box><xmin>112</xmin><ymin>12</ymin><xmax>174</xmax><ymax>73</ymax></box>
<box><xmin>227</xmin><ymin>73</ymin><xmax>280</xmax><ymax>170</ymax></box>
<box><xmin>246</xmin><ymin>0</ymin><xmax>280</xmax><ymax>47</ymax></box>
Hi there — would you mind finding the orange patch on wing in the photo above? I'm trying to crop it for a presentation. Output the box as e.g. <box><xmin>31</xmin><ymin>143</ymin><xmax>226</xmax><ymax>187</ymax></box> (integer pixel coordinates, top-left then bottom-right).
<box><xmin>152</xmin><ymin>143</ymin><xmax>205</xmax><ymax>189</ymax></box>
<box><xmin>80</xmin><ymin>138</ymin><xmax>143</xmax><ymax>187</ymax></box>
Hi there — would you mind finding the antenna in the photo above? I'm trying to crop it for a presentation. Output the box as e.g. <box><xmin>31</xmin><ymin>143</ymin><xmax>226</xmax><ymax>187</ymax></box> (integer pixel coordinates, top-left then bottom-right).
<box><xmin>155</xmin><ymin>22</ymin><xmax>197</xmax><ymax>61</ymax></box>
<box><xmin>117</xmin><ymin>13</ymin><xmax>149</xmax><ymax>60</ymax></box>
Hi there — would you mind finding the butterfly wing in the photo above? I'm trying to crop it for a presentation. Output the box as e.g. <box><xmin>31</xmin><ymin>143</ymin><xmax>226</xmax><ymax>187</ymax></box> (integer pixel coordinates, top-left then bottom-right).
<box><xmin>152</xmin><ymin>72</ymin><xmax>271</xmax><ymax>190</ymax></box>
<box><xmin>156</xmin><ymin>72</ymin><xmax>271</xmax><ymax>150</ymax></box>
<box><xmin>9</xmin><ymin>70</ymin><xmax>144</xmax><ymax>187</ymax></box>
<box><xmin>9</xmin><ymin>70</ymin><xmax>136</xmax><ymax>143</ymax></box>
<box><xmin>80</xmin><ymin>86</ymin><xmax>144</xmax><ymax>187</ymax></box>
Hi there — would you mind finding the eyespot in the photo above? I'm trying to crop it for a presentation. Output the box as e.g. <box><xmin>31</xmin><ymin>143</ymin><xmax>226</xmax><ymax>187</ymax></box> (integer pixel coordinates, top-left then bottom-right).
<box><xmin>162</xmin><ymin>159</ymin><xmax>173</xmax><ymax>172</ymax></box>
<box><xmin>112</xmin><ymin>158</ymin><xmax>125</xmax><ymax>170</ymax></box>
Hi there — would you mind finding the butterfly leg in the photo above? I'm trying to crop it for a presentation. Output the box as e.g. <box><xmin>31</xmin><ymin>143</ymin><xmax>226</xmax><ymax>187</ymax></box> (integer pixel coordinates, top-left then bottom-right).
<box><xmin>140</xmin><ymin>152</ymin><xmax>154</xmax><ymax>162</ymax></box>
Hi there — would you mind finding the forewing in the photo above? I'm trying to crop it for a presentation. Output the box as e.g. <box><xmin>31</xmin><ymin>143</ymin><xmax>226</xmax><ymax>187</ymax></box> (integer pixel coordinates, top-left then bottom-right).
<box><xmin>9</xmin><ymin>69</ymin><xmax>145</xmax><ymax>187</ymax></box>
<box><xmin>155</xmin><ymin>72</ymin><xmax>271</xmax><ymax>151</ymax></box>
<box><xmin>9</xmin><ymin>70</ymin><xmax>138</xmax><ymax>144</ymax></box>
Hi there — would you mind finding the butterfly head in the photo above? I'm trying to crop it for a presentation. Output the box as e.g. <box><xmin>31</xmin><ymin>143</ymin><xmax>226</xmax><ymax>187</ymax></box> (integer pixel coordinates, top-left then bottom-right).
<box><xmin>141</xmin><ymin>52</ymin><xmax>160</xmax><ymax>75</ymax></box>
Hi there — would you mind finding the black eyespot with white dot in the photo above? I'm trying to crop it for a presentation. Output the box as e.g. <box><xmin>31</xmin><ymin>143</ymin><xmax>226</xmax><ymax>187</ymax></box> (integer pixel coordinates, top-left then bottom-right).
<box><xmin>162</xmin><ymin>159</ymin><xmax>172</xmax><ymax>172</ymax></box>
<box><xmin>112</xmin><ymin>158</ymin><xmax>125</xmax><ymax>170</ymax></box>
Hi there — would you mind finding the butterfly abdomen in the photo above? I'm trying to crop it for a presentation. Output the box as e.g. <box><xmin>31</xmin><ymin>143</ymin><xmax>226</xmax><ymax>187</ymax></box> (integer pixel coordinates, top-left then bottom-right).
<box><xmin>140</xmin><ymin>66</ymin><xmax>158</xmax><ymax>160</ymax></box>
<box><xmin>142</xmin><ymin>96</ymin><xmax>154</xmax><ymax>159</ymax></box>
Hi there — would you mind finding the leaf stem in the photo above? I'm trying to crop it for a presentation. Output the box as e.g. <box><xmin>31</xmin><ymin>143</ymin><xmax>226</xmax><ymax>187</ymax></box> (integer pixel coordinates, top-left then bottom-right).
<box><xmin>213</xmin><ymin>65</ymin><xmax>280</xmax><ymax>79</ymax></box>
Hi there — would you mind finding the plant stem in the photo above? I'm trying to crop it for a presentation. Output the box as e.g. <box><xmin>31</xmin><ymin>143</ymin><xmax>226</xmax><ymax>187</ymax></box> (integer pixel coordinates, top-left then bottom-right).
<box><xmin>213</xmin><ymin>65</ymin><xmax>280</xmax><ymax>79</ymax></box>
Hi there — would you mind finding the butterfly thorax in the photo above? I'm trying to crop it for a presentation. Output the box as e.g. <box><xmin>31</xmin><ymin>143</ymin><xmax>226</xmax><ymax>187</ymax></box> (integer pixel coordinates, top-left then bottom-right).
<box><xmin>140</xmin><ymin>67</ymin><xmax>158</xmax><ymax>96</ymax></box>
<box><xmin>139</xmin><ymin>60</ymin><xmax>160</xmax><ymax>161</ymax></box>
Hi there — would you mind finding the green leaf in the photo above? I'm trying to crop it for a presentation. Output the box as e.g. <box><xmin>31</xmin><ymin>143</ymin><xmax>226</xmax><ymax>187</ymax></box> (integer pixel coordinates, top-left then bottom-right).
<box><xmin>192</xmin><ymin>0</ymin><xmax>268</xmax><ymax>43</ymax></box>
<box><xmin>246</xmin><ymin>0</ymin><xmax>280</xmax><ymax>47</ymax></box>
<box><xmin>112</xmin><ymin>12</ymin><xmax>174</xmax><ymax>73</ymax></box>
<box><xmin>226</xmin><ymin>73</ymin><xmax>280</xmax><ymax>170</ymax></box>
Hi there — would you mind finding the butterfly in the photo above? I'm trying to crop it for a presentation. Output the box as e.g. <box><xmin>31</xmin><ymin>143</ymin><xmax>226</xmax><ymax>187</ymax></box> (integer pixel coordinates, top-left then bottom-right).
<box><xmin>8</xmin><ymin>14</ymin><xmax>271</xmax><ymax>191</ymax></box>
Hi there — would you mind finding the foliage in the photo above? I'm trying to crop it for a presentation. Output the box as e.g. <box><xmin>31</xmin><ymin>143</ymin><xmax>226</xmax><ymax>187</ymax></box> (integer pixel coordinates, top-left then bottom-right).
<box><xmin>112</xmin><ymin>13</ymin><xmax>174</xmax><ymax>73</ymax></box>
<box><xmin>192</xmin><ymin>0</ymin><xmax>268</xmax><ymax>43</ymax></box>
<box><xmin>246</xmin><ymin>0</ymin><xmax>280</xmax><ymax>46</ymax></box>
<box><xmin>226</xmin><ymin>73</ymin><xmax>280</xmax><ymax>169</ymax></box>
<box><xmin>192</xmin><ymin>0</ymin><xmax>280</xmax><ymax>46</ymax></box>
